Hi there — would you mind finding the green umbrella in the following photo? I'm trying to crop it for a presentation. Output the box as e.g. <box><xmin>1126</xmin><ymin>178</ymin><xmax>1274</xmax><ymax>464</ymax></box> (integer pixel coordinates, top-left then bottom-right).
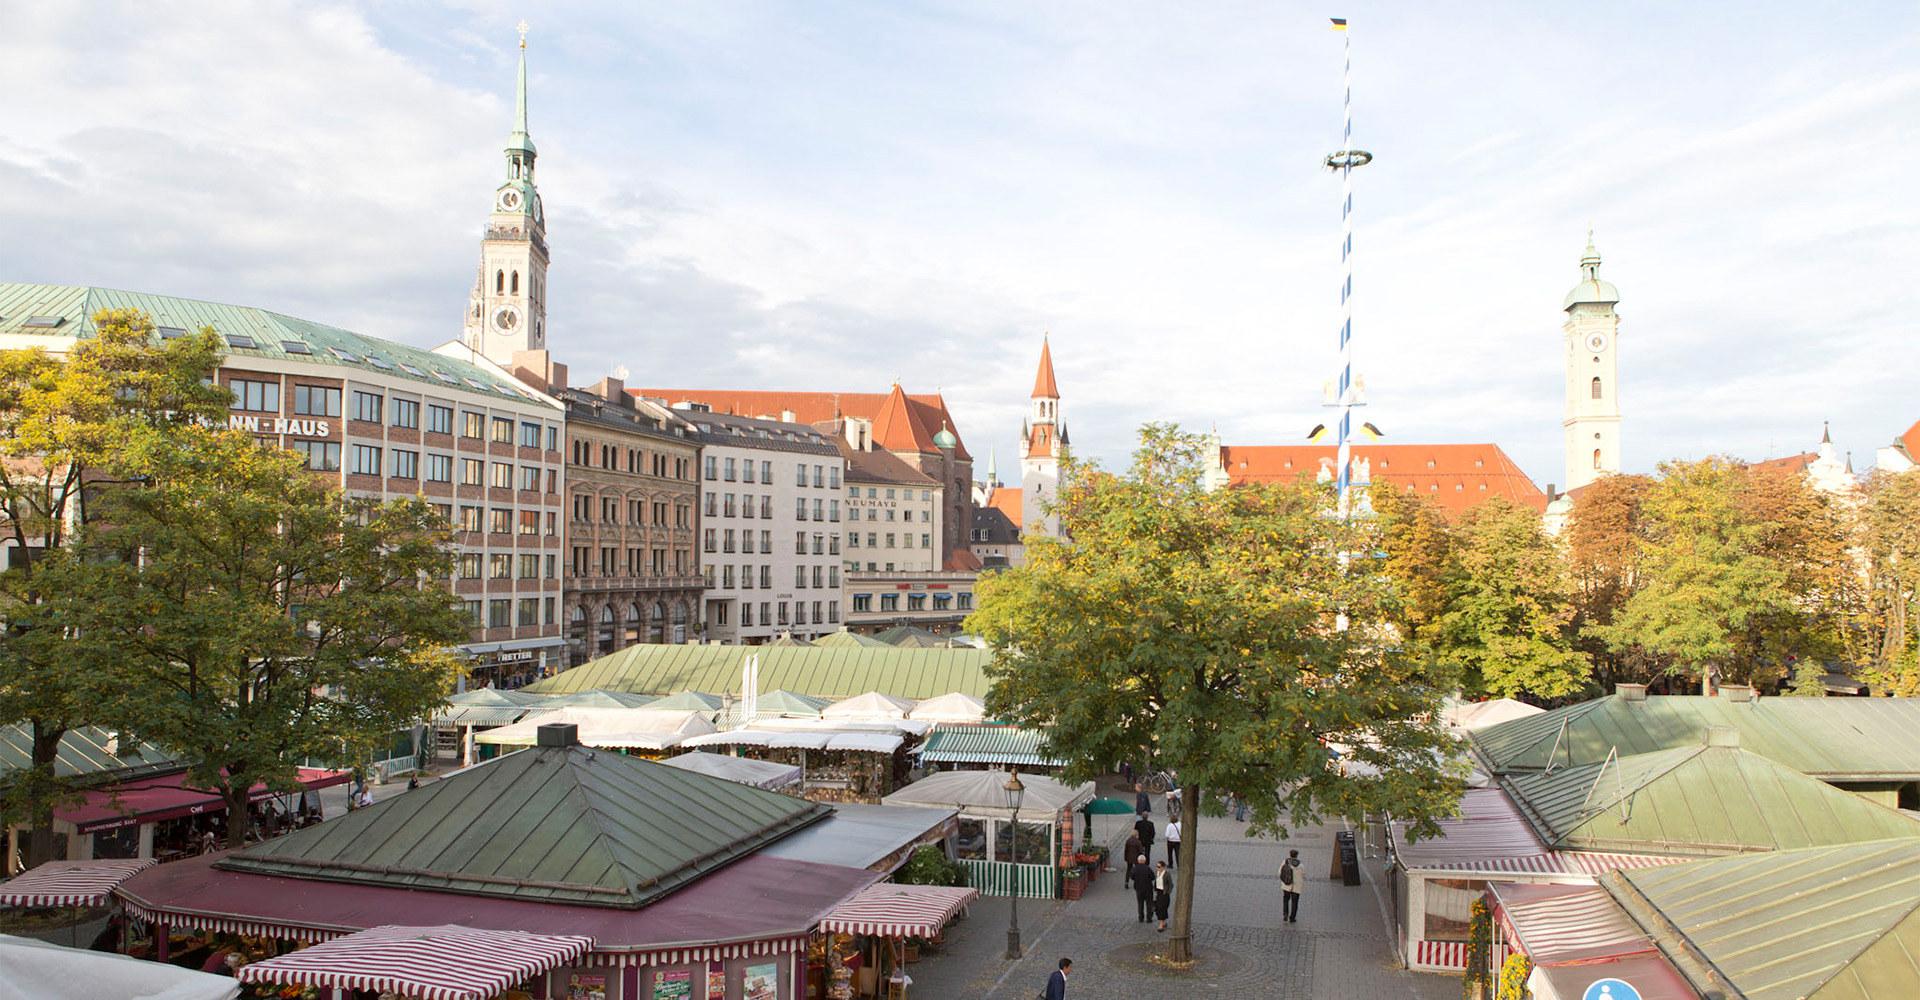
<box><xmin>1081</xmin><ymin>797</ymin><xmax>1135</xmax><ymax>859</ymax></box>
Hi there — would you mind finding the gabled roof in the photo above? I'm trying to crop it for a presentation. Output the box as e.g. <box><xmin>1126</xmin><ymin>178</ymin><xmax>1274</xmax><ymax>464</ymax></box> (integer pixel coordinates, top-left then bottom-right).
<box><xmin>1606</xmin><ymin>839</ymin><xmax>1920</xmax><ymax>1000</ymax></box>
<box><xmin>873</xmin><ymin>625</ymin><xmax>961</xmax><ymax>648</ymax></box>
<box><xmin>871</xmin><ymin>383</ymin><xmax>939</xmax><ymax>454</ymax></box>
<box><xmin>1471</xmin><ymin>692</ymin><xmax>1920</xmax><ymax>780</ymax></box>
<box><xmin>530</xmin><ymin>689</ymin><xmax>658</xmax><ymax>710</ymax></box>
<box><xmin>1502</xmin><ymin>743</ymin><xmax>1920</xmax><ymax>857</ymax></box>
<box><xmin>811</xmin><ymin>630</ymin><xmax>895</xmax><ymax>649</ymax></box>
<box><xmin>0</xmin><ymin>724</ymin><xmax>176</xmax><ymax>782</ymax></box>
<box><xmin>219</xmin><ymin>742</ymin><xmax>829</xmax><ymax>909</ymax></box>
<box><xmin>525</xmin><ymin>645</ymin><xmax>990</xmax><ymax>700</ymax></box>
<box><xmin>0</xmin><ymin>284</ymin><xmax>554</xmax><ymax>407</ymax></box>
<box><xmin>748</xmin><ymin>689</ymin><xmax>837</xmax><ymax>717</ymax></box>
<box><xmin>636</xmin><ymin>386</ymin><xmax>971</xmax><ymax>460</ymax></box>
<box><xmin>1217</xmin><ymin>443</ymin><xmax>1547</xmax><ymax>513</ymax></box>
<box><xmin>984</xmin><ymin>488</ymin><xmax>1023</xmax><ymax>522</ymax></box>
<box><xmin>882</xmin><ymin>769</ymin><xmax>1094</xmax><ymax>819</ymax></box>
<box><xmin>972</xmin><ymin>502</ymin><xmax>1021</xmax><ymax>545</ymax></box>
<box><xmin>1031</xmin><ymin>339</ymin><xmax>1059</xmax><ymax>399</ymax></box>
<box><xmin>1750</xmin><ymin>451</ymin><xmax>1820</xmax><ymax>474</ymax></box>
<box><xmin>835</xmin><ymin>440</ymin><xmax>941</xmax><ymax>488</ymax></box>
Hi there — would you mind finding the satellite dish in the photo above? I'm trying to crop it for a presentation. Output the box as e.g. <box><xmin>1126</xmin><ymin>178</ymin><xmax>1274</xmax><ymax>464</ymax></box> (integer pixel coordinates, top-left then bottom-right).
<box><xmin>613</xmin><ymin>365</ymin><xmax>630</xmax><ymax>381</ymax></box>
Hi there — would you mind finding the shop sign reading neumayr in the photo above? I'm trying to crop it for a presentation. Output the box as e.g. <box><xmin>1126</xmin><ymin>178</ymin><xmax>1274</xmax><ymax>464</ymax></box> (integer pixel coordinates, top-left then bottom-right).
<box><xmin>846</xmin><ymin>498</ymin><xmax>900</xmax><ymax>509</ymax></box>
<box><xmin>228</xmin><ymin>414</ymin><xmax>332</xmax><ymax>436</ymax></box>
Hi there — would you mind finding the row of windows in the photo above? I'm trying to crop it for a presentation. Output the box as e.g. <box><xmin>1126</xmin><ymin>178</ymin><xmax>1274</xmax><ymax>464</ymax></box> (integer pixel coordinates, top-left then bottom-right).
<box><xmin>851</xmin><ymin>507</ymin><xmax>928</xmax><ymax>523</ymax></box>
<box><xmin>849</xmin><ymin>593</ymin><xmax>970</xmax><ymax>613</ymax></box>
<box><xmin>570</xmin><ymin>494</ymin><xmax>690</xmax><ymax>528</ymax></box>
<box><xmin>853</xmin><ymin>487</ymin><xmax>933</xmax><ymax>501</ymax></box>
<box><xmin>464</xmin><ymin>596</ymin><xmax>556</xmax><ymax>629</ymax></box>
<box><xmin>701</xmin><ymin>458</ymin><xmax>845</xmax><ymax>490</ymax></box>
<box><xmin>702</xmin><ymin>563</ymin><xmax>841</xmax><ymax>590</ymax></box>
<box><xmin>234</xmin><ymin>382</ymin><xmax>553</xmax><ymax>446</ymax></box>
<box><xmin>457</xmin><ymin>552</ymin><xmax>558</xmax><ymax>580</ymax></box>
<box><xmin>570</xmin><ymin>439</ymin><xmax>691</xmax><ymax>480</ymax></box>
<box><xmin>330</xmin><ymin>445</ymin><xmax>559</xmax><ymax>492</ymax></box>
<box><xmin>733</xmin><ymin>600</ymin><xmax>839</xmax><ymax>628</ymax></box>
<box><xmin>705</xmin><ymin>493</ymin><xmax>778</xmax><ymax>519</ymax></box>
<box><xmin>701</xmin><ymin>529</ymin><xmax>843</xmax><ymax>555</ymax></box>
<box><xmin>570</xmin><ymin>546</ymin><xmax>686</xmax><ymax>577</ymax></box>
<box><xmin>847</xmin><ymin>532</ymin><xmax>933</xmax><ymax>550</ymax></box>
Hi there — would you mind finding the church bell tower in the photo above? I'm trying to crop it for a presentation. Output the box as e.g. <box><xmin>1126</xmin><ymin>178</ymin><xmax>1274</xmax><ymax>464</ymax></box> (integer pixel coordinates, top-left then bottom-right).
<box><xmin>1563</xmin><ymin>234</ymin><xmax>1621</xmax><ymax>492</ymax></box>
<box><xmin>462</xmin><ymin>23</ymin><xmax>549</xmax><ymax>365</ymax></box>
<box><xmin>1020</xmin><ymin>336</ymin><xmax>1065</xmax><ymax>539</ymax></box>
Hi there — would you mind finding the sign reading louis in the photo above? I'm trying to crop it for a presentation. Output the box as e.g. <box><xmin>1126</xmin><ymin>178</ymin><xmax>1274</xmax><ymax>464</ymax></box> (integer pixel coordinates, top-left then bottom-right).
<box><xmin>1583</xmin><ymin>978</ymin><xmax>1642</xmax><ymax>1000</ymax></box>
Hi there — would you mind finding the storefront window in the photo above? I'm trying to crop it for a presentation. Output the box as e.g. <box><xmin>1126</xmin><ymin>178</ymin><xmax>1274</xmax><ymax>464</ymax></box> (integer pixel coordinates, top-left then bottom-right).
<box><xmin>994</xmin><ymin>820</ymin><xmax>1050</xmax><ymax>865</ymax></box>
<box><xmin>955</xmin><ymin>818</ymin><xmax>988</xmax><ymax>860</ymax></box>
<box><xmin>1423</xmin><ymin>877</ymin><xmax>1488</xmax><ymax>941</ymax></box>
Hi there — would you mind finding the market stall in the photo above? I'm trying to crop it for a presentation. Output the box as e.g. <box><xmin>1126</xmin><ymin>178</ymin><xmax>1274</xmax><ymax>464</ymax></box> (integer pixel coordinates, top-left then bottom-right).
<box><xmin>815</xmin><ymin>884</ymin><xmax>980</xmax><ymax>999</ymax></box>
<box><xmin>881</xmin><ymin>770</ymin><xmax>1095</xmax><ymax>899</ymax></box>
<box><xmin>33</xmin><ymin>767</ymin><xmax>349</xmax><ymax>865</ymax></box>
<box><xmin>0</xmin><ymin>934</ymin><xmax>239</xmax><ymax>1000</ymax></box>
<box><xmin>662</xmin><ymin>751</ymin><xmax>804</xmax><ymax>791</ymax></box>
<box><xmin>473</xmin><ymin>707</ymin><xmax>717</xmax><ymax>753</ymax></box>
<box><xmin>235</xmin><ymin>923</ymin><xmax>592</xmax><ymax>1000</ymax></box>
<box><xmin>905</xmin><ymin>693</ymin><xmax>986</xmax><ymax>724</ymax></box>
<box><xmin>823</xmin><ymin>693</ymin><xmax>917</xmax><ymax>722</ymax></box>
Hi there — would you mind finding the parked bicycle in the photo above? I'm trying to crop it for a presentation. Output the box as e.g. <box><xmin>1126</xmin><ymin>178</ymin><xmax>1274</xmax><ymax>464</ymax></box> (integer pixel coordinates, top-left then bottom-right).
<box><xmin>1140</xmin><ymin>768</ymin><xmax>1177</xmax><ymax>793</ymax></box>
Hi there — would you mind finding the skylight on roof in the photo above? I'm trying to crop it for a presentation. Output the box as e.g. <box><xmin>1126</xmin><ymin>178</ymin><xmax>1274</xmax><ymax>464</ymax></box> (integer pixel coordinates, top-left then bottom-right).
<box><xmin>364</xmin><ymin>356</ymin><xmax>393</xmax><ymax>370</ymax></box>
<box><xmin>399</xmin><ymin>364</ymin><xmax>426</xmax><ymax>377</ymax></box>
<box><xmin>157</xmin><ymin>327</ymin><xmax>187</xmax><ymax>339</ymax></box>
<box><xmin>23</xmin><ymin>316</ymin><xmax>65</xmax><ymax>328</ymax></box>
<box><xmin>281</xmin><ymin>341</ymin><xmax>312</xmax><ymax>355</ymax></box>
<box><xmin>492</xmin><ymin>383</ymin><xmax>514</xmax><ymax>395</ymax></box>
<box><xmin>434</xmin><ymin>372</ymin><xmax>458</xmax><ymax>384</ymax></box>
<box><xmin>327</xmin><ymin>347</ymin><xmax>359</xmax><ymax>363</ymax></box>
<box><xmin>463</xmin><ymin>378</ymin><xmax>487</xmax><ymax>390</ymax></box>
<box><xmin>226</xmin><ymin>335</ymin><xmax>258</xmax><ymax>349</ymax></box>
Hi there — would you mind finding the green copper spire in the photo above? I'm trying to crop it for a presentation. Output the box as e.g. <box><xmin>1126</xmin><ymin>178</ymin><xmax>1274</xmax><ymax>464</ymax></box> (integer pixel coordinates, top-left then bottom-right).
<box><xmin>506</xmin><ymin>21</ymin><xmax>536</xmax><ymax>158</ymax></box>
<box><xmin>986</xmin><ymin>446</ymin><xmax>998</xmax><ymax>486</ymax></box>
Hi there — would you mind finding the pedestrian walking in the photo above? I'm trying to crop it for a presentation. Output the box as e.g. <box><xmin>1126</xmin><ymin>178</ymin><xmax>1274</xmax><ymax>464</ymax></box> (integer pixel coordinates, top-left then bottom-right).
<box><xmin>1044</xmin><ymin>957</ymin><xmax>1072</xmax><ymax>1000</ymax></box>
<box><xmin>1165</xmin><ymin>817</ymin><xmax>1182</xmax><ymax>868</ymax></box>
<box><xmin>1130</xmin><ymin>855</ymin><xmax>1155</xmax><ymax>922</ymax></box>
<box><xmin>1122</xmin><ymin>833</ymin><xmax>1144</xmax><ymax>888</ymax></box>
<box><xmin>1279</xmin><ymin>849</ymin><xmax>1303</xmax><ymax>923</ymax></box>
<box><xmin>1153</xmin><ymin>861</ymin><xmax>1175</xmax><ymax>932</ymax></box>
<box><xmin>1135</xmin><ymin>785</ymin><xmax>1151</xmax><ymax>816</ymax></box>
<box><xmin>1133</xmin><ymin>813</ymin><xmax>1156</xmax><ymax>859</ymax></box>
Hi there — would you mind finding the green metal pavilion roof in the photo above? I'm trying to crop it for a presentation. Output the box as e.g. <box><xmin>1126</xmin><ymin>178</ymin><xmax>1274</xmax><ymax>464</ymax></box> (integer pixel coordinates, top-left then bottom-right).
<box><xmin>0</xmin><ymin>283</ymin><xmax>556</xmax><ymax>407</ymax></box>
<box><xmin>1604</xmin><ymin>839</ymin><xmax>1920</xmax><ymax>1000</ymax></box>
<box><xmin>530</xmin><ymin>689</ymin><xmax>659</xmax><ymax>710</ymax></box>
<box><xmin>872</xmin><ymin>625</ymin><xmax>960</xmax><ymax>648</ymax></box>
<box><xmin>220</xmin><ymin>741</ymin><xmax>830</xmax><ymax>908</ymax></box>
<box><xmin>1501</xmin><ymin>742</ymin><xmax>1920</xmax><ymax>857</ymax></box>
<box><xmin>0</xmin><ymin>724</ymin><xmax>177</xmax><ymax>782</ymax></box>
<box><xmin>810</xmin><ymin>630</ymin><xmax>893</xmax><ymax>649</ymax></box>
<box><xmin>918</xmin><ymin>725</ymin><xmax>1064</xmax><ymax>767</ymax></box>
<box><xmin>1470</xmin><ymin>692</ymin><xmax>1920</xmax><ymax>780</ymax></box>
<box><xmin>525</xmin><ymin>645</ymin><xmax>991</xmax><ymax>701</ymax></box>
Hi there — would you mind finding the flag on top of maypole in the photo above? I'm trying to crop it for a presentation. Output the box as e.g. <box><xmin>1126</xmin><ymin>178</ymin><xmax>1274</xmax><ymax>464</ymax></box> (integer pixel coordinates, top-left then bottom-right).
<box><xmin>1329</xmin><ymin>17</ymin><xmax>1348</xmax><ymax>29</ymax></box>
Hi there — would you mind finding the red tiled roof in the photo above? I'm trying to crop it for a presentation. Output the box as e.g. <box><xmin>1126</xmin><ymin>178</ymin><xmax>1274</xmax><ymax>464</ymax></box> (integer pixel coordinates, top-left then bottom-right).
<box><xmin>1032</xmin><ymin>339</ymin><xmax>1059</xmax><ymax>399</ymax></box>
<box><xmin>1219</xmin><ymin>443</ymin><xmax>1547</xmax><ymax>514</ymax></box>
<box><xmin>1025</xmin><ymin>422</ymin><xmax>1059</xmax><ymax>459</ymax></box>
<box><xmin>945</xmin><ymin>549</ymin><xmax>983</xmax><ymax>572</ymax></box>
<box><xmin>1750</xmin><ymin>452</ymin><xmax>1819</xmax><ymax>475</ymax></box>
<box><xmin>872</xmin><ymin>383</ymin><xmax>938</xmax><ymax>454</ymax></box>
<box><xmin>985</xmin><ymin>487</ymin><xmax>1023</xmax><ymax>523</ymax></box>
<box><xmin>635</xmin><ymin>387</ymin><xmax>970</xmax><ymax>460</ymax></box>
<box><xmin>1899</xmin><ymin>420</ymin><xmax>1920</xmax><ymax>463</ymax></box>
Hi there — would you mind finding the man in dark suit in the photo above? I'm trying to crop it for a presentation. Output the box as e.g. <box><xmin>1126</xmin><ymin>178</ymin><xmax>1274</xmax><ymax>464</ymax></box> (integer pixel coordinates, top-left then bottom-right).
<box><xmin>1044</xmin><ymin>957</ymin><xmax>1072</xmax><ymax>1000</ymax></box>
<box><xmin>1134</xmin><ymin>813</ymin><xmax>1156</xmax><ymax>861</ymax></box>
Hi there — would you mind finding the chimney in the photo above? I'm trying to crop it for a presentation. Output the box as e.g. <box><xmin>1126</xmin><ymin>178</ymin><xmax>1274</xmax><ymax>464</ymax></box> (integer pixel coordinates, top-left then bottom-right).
<box><xmin>1616</xmin><ymin>683</ymin><xmax>1648</xmax><ymax>702</ymax></box>
<box><xmin>781</xmin><ymin>409</ymin><xmax>796</xmax><ymax>424</ymax></box>
<box><xmin>1719</xmin><ymin>684</ymin><xmax>1754</xmax><ymax>704</ymax></box>
<box><xmin>594</xmin><ymin>375</ymin><xmax>627</xmax><ymax>405</ymax></box>
<box><xmin>536</xmin><ymin>722</ymin><xmax>579</xmax><ymax>747</ymax></box>
<box><xmin>1703</xmin><ymin>726</ymin><xmax>1740</xmax><ymax>747</ymax></box>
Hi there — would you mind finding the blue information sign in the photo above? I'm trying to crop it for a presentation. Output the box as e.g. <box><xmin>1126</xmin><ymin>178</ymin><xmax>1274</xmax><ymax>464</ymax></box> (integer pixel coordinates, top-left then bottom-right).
<box><xmin>1582</xmin><ymin>979</ymin><xmax>1642</xmax><ymax>1000</ymax></box>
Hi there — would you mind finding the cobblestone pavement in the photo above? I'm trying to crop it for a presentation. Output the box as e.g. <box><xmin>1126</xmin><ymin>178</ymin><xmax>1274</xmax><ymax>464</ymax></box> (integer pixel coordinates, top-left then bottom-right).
<box><xmin>901</xmin><ymin>778</ymin><xmax>1456</xmax><ymax>999</ymax></box>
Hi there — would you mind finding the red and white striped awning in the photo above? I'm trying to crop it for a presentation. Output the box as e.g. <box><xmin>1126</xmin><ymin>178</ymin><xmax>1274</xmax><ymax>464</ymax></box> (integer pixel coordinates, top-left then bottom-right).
<box><xmin>818</xmin><ymin>884</ymin><xmax>980</xmax><ymax>939</ymax></box>
<box><xmin>234</xmin><ymin>924</ymin><xmax>592</xmax><ymax>1000</ymax></box>
<box><xmin>0</xmin><ymin>858</ymin><xmax>157</xmax><ymax>908</ymax></box>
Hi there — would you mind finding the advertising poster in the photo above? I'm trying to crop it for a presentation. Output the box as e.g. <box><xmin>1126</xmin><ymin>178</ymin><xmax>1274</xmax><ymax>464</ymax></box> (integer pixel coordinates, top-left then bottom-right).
<box><xmin>653</xmin><ymin>969</ymin><xmax>692</xmax><ymax>1000</ymax></box>
<box><xmin>568</xmin><ymin>974</ymin><xmax>607</xmax><ymax>1000</ymax></box>
<box><xmin>707</xmin><ymin>967</ymin><xmax>727</xmax><ymax>1000</ymax></box>
<box><xmin>743</xmin><ymin>962</ymin><xmax>778</xmax><ymax>1000</ymax></box>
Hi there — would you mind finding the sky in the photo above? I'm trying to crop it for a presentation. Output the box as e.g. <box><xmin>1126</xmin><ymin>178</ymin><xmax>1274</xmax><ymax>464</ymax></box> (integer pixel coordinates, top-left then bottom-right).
<box><xmin>3</xmin><ymin>1</ymin><xmax>1917</xmax><ymax>488</ymax></box>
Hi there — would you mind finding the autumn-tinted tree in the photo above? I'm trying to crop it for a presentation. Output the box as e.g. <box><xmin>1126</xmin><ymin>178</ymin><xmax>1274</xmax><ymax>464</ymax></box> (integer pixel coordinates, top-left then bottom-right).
<box><xmin>71</xmin><ymin>426</ymin><xmax>468</xmax><ymax>848</ymax></box>
<box><xmin>0</xmin><ymin>309</ymin><xmax>227</xmax><ymax>866</ymax></box>
<box><xmin>1429</xmin><ymin>499</ymin><xmax>1590</xmax><ymax>700</ymax></box>
<box><xmin>1857</xmin><ymin>470</ymin><xmax>1920</xmax><ymax>696</ymax></box>
<box><xmin>968</xmin><ymin>425</ymin><xmax>1463</xmax><ymax>962</ymax></box>
<box><xmin>1371</xmin><ymin>482</ymin><xmax>1454</xmax><ymax>643</ymax></box>
<box><xmin>1565</xmin><ymin>474</ymin><xmax>1653</xmax><ymax>687</ymax></box>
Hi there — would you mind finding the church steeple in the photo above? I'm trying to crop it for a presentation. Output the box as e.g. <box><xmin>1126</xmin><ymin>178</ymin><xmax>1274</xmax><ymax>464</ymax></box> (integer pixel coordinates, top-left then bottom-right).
<box><xmin>462</xmin><ymin>21</ymin><xmax>550</xmax><ymax>365</ymax></box>
<box><xmin>1019</xmin><ymin>335</ymin><xmax>1064</xmax><ymax>540</ymax></box>
<box><xmin>1562</xmin><ymin>232</ymin><xmax>1621</xmax><ymax>492</ymax></box>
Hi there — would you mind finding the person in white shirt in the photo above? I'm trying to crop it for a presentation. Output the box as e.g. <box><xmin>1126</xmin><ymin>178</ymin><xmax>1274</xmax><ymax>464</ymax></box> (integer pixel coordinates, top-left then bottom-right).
<box><xmin>1166</xmin><ymin>818</ymin><xmax>1182</xmax><ymax>868</ymax></box>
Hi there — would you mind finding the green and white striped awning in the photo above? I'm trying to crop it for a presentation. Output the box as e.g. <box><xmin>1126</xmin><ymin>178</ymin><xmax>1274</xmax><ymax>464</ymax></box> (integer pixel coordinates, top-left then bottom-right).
<box><xmin>917</xmin><ymin>725</ymin><xmax>1064</xmax><ymax>767</ymax></box>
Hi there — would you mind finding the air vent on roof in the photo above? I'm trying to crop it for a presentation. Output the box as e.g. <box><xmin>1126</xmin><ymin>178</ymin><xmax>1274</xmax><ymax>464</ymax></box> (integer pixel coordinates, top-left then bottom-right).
<box><xmin>23</xmin><ymin>316</ymin><xmax>65</xmax><ymax>328</ymax></box>
<box><xmin>364</xmin><ymin>356</ymin><xmax>392</xmax><ymax>370</ymax></box>
<box><xmin>327</xmin><ymin>347</ymin><xmax>358</xmax><ymax>363</ymax></box>
<box><xmin>281</xmin><ymin>341</ymin><xmax>312</xmax><ymax>355</ymax></box>
<box><xmin>157</xmin><ymin>327</ymin><xmax>187</xmax><ymax>339</ymax></box>
<box><xmin>433</xmin><ymin>372</ymin><xmax>458</xmax><ymax>384</ymax></box>
<box><xmin>226</xmin><ymin>335</ymin><xmax>257</xmax><ymax>349</ymax></box>
<box><xmin>398</xmin><ymin>364</ymin><xmax>426</xmax><ymax>377</ymax></box>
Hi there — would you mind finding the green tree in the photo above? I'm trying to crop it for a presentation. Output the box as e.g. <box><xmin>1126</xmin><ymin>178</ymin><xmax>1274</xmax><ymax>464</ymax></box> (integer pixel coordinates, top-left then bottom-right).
<box><xmin>71</xmin><ymin>426</ymin><xmax>468</xmax><ymax>848</ymax></box>
<box><xmin>1857</xmin><ymin>470</ymin><xmax>1920</xmax><ymax>696</ymax></box>
<box><xmin>967</xmin><ymin>425</ymin><xmax>1463</xmax><ymax>962</ymax></box>
<box><xmin>1565</xmin><ymin>474</ymin><xmax>1655</xmax><ymax>687</ymax></box>
<box><xmin>0</xmin><ymin>309</ymin><xmax>227</xmax><ymax>867</ymax></box>
<box><xmin>1430</xmin><ymin>499</ymin><xmax>1589</xmax><ymax>700</ymax></box>
<box><xmin>1371</xmin><ymin>482</ymin><xmax>1454</xmax><ymax>643</ymax></box>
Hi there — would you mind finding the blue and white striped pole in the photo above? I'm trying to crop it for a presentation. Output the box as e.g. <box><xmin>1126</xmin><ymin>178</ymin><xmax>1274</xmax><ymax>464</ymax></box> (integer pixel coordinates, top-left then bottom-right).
<box><xmin>1325</xmin><ymin>18</ymin><xmax>1370</xmax><ymax>517</ymax></box>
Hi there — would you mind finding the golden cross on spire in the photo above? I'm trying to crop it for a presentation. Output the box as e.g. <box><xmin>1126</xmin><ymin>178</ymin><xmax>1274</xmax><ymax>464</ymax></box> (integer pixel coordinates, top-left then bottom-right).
<box><xmin>517</xmin><ymin>19</ymin><xmax>530</xmax><ymax>49</ymax></box>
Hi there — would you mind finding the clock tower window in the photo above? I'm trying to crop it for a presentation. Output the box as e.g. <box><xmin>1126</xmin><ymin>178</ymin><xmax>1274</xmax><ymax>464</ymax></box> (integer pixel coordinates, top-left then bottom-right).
<box><xmin>511</xmin><ymin>271</ymin><xmax>520</xmax><ymax>294</ymax></box>
<box><xmin>1591</xmin><ymin>376</ymin><xmax>1603</xmax><ymax>399</ymax></box>
<box><xmin>496</xmin><ymin>270</ymin><xmax>504</xmax><ymax>293</ymax></box>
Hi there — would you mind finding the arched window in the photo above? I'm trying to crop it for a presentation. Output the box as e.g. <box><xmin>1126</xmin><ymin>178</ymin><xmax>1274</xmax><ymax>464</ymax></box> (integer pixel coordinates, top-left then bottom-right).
<box><xmin>511</xmin><ymin>271</ymin><xmax>520</xmax><ymax>294</ymax></box>
<box><xmin>627</xmin><ymin>603</ymin><xmax>641</xmax><ymax>622</ymax></box>
<box><xmin>1591</xmin><ymin>376</ymin><xmax>1603</xmax><ymax>399</ymax></box>
<box><xmin>1593</xmin><ymin>449</ymin><xmax>1603</xmax><ymax>470</ymax></box>
<box><xmin>598</xmin><ymin>606</ymin><xmax>614</xmax><ymax>624</ymax></box>
<box><xmin>496</xmin><ymin>270</ymin><xmax>504</xmax><ymax>293</ymax></box>
<box><xmin>569</xmin><ymin>605</ymin><xmax>585</xmax><ymax>623</ymax></box>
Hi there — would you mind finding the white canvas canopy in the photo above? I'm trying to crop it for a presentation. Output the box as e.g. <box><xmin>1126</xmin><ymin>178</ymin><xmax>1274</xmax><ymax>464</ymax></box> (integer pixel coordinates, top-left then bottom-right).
<box><xmin>882</xmin><ymin>768</ymin><xmax>1095</xmax><ymax>821</ymax></box>
<box><xmin>908</xmin><ymin>692</ymin><xmax>987</xmax><ymax>723</ymax></box>
<box><xmin>1443</xmin><ymin>699</ymin><xmax>1546</xmax><ymax>731</ymax></box>
<box><xmin>0</xmin><ymin>934</ymin><xmax>240</xmax><ymax>1000</ymax></box>
<box><xmin>822</xmin><ymin>691</ymin><xmax>918</xmax><ymax>721</ymax></box>
<box><xmin>660</xmin><ymin>752</ymin><xmax>804</xmax><ymax>790</ymax></box>
<box><xmin>473</xmin><ymin>707</ymin><xmax>717</xmax><ymax>749</ymax></box>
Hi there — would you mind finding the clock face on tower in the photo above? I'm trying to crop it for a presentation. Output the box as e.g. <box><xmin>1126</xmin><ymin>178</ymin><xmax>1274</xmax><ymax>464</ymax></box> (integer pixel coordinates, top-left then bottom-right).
<box><xmin>497</xmin><ymin>188</ymin><xmax>523</xmax><ymax>212</ymax></box>
<box><xmin>1585</xmin><ymin>332</ymin><xmax>1609</xmax><ymax>353</ymax></box>
<box><xmin>493</xmin><ymin>306</ymin><xmax>521</xmax><ymax>332</ymax></box>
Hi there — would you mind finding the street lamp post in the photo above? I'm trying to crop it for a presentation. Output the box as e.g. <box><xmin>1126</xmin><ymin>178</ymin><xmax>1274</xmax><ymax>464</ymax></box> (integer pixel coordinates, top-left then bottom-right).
<box><xmin>1004</xmin><ymin>769</ymin><xmax>1026</xmax><ymax>960</ymax></box>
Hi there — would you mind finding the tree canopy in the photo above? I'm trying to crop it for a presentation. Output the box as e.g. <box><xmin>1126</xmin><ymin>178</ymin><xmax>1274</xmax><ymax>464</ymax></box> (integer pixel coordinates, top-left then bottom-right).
<box><xmin>968</xmin><ymin>425</ymin><xmax>1463</xmax><ymax>960</ymax></box>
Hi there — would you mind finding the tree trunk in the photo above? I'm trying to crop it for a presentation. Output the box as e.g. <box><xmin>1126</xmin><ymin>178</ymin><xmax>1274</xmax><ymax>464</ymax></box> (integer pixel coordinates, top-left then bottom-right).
<box><xmin>1169</xmin><ymin>783</ymin><xmax>1199</xmax><ymax>962</ymax></box>
<box><xmin>23</xmin><ymin>722</ymin><xmax>68</xmax><ymax>869</ymax></box>
<box><xmin>223</xmin><ymin>785</ymin><xmax>252</xmax><ymax>850</ymax></box>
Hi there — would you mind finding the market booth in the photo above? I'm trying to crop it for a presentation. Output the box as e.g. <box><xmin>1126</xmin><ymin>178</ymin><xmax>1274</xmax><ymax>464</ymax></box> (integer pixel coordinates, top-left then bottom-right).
<box><xmin>25</xmin><ymin>766</ymin><xmax>350</xmax><ymax>865</ymax></box>
<box><xmin>113</xmin><ymin>723</ymin><xmax>881</xmax><ymax>1000</ymax></box>
<box><xmin>881</xmin><ymin>770</ymin><xmax>1094</xmax><ymax>899</ymax></box>
<box><xmin>0</xmin><ymin>933</ymin><xmax>239</xmax><ymax>1000</ymax></box>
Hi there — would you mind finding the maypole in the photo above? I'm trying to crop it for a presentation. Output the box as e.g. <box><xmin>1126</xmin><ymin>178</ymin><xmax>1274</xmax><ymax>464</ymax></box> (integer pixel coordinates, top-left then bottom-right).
<box><xmin>1324</xmin><ymin>17</ymin><xmax>1372</xmax><ymax>517</ymax></box>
